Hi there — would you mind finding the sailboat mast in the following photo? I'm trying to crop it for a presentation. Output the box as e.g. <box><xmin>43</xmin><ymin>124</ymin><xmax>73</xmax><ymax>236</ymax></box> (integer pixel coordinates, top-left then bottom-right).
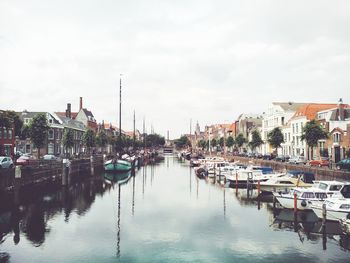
<box><xmin>119</xmin><ymin>75</ymin><xmax>122</xmax><ymax>141</ymax></box>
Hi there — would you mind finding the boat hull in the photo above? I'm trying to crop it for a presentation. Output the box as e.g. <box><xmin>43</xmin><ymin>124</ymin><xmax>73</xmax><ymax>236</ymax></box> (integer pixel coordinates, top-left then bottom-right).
<box><xmin>104</xmin><ymin>160</ymin><xmax>132</xmax><ymax>172</ymax></box>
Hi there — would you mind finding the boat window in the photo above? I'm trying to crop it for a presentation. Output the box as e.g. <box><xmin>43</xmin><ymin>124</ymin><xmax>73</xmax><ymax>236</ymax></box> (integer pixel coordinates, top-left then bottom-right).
<box><xmin>315</xmin><ymin>193</ymin><xmax>327</xmax><ymax>199</ymax></box>
<box><xmin>318</xmin><ymin>183</ymin><xmax>328</xmax><ymax>190</ymax></box>
<box><xmin>340</xmin><ymin>204</ymin><xmax>350</xmax><ymax>210</ymax></box>
<box><xmin>302</xmin><ymin>192</ymin><xmax>315</xmax><ymax>198</ymax></box>
<box><xmin>329</xmin><ymin>185</ymin><xmax>343</xmax><ymax>191</ymax></box>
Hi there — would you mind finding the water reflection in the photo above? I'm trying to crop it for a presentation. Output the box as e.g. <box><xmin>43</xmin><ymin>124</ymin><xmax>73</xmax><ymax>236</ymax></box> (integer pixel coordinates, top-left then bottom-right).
<box><xmin>1</xmin><ymin>157</ymin><xmax>350</xmax><ymax>262</ymax></box>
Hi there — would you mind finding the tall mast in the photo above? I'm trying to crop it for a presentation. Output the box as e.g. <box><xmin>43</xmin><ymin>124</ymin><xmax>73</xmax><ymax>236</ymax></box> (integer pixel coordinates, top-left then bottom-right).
<box><xmin>133</xmin><ymin>110</ymin><xmax>136</xmax><ymax>148</ymax></box>
<box><xmin>119</xmin><ymin>74</ymin><xmax>122</xmax><ymax>141</ymax></box>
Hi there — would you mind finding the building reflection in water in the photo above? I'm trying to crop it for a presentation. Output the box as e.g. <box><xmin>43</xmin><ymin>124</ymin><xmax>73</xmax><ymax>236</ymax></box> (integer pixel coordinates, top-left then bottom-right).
<box><xmin>0</xmin><ymin>175</ymin><xmax>106</xmax><ymax>248</ymax></box>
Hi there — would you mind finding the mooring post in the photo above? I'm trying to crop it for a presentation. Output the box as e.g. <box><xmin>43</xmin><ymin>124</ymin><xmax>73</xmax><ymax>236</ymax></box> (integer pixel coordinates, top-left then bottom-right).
<box><xmin>14</xmin><ymin>165</ymin><xmax>22</xmax><ymax>205</ymax></box>
<box><xmin>62</xmin><ymin>159</ymin><xmax>68</xmax><ymax>186</ymax></box>
<box><xmin>90</xmin><ymin>155</ymin><xmax>94</xmax><ymax>175</ymax></box>
<box><xmin>293</xmin><ymin>192</ymin><xmax>298</xmax><ymax>213</ymax></box>
<box><xmin>257</xmin><ymin>180</ymin><xmax>261</xmax><ymax>195</ymax></box>
<box><xmin>322</xmin><ymin>203</ymin><xmax>327</xmax><ymax>226</ymax></box>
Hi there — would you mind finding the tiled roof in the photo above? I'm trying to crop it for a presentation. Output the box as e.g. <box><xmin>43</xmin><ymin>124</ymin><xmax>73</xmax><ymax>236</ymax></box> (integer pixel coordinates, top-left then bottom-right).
<box><xmin>272</xmin><ymin>102</ymin><xmax>308</xmax><ymax>111</ymax></box>
<box><xmin>56</xmin><ymin>115</ymin><xmax>86</xmax><ymax>131</ymax></box>
<box><xmin>82</xmin><ymin>108</ymin><xmax>94</xmax><ymax>118</ymax></box>
<box><xmin>55</xmin><ymin>112</ymin><xmax>78</xmax><ymax>119</ymax></box>
<box><xmin>228</xmin><ymin>123</ymin><xmax>236</xmax><ymax>132</ymax></box>
<box><xmin>292</xmin><ymin>103</ymin><xmax>338</xmax><ymax>120</ymax></box>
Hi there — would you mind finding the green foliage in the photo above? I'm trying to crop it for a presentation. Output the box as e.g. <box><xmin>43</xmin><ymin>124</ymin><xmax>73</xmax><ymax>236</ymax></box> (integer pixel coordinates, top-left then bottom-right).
<box><xmin>211</xmin><ymin>138</ymin><xmax>217</xmax><ymax>147</ymax></box>
<box><xmin>235</xmin><ymin>133</ymin><xmax>246</xmax><ymax>148</ymax></box>
<box><xmin>62</xmin><ymin>129</ymin><xmax>75</xmax><ymax>152</ymax></box>
<box><xmin>219</xmin><ymin>137</ymin><xmax>225</xmax><ymax>148</ymax></box>
<box><xmin>248</xmin><ymin>130</ymin><xmax>263</xmax><ymax>151</ymax></box>
<box><xmin>29</xmin><ymin>113</ymin><xmax>49</xmax><ymax>158</ymax></box>
<box><xmin>0</xmin><ymin>110</ymin><xmax>23</xmax><ymax>137</ymax></box>
<box><xmin>197</xmin><ymin>139</ymin><xmax>207</xmax><ymax>150</ymax></box>
<box><xmin>267</xmin><ymin>127</ymin><xmax>284</xmax><ymax>151</ymax></box>
<box><xmin>226</xmin><ymin>136</ymin><xmax>235</xmax><ymax>148</ymax></box>
<box><xmin>96</xmin><ymin>131</ymin><xmax>108</xmax><ymax>148</ymax></box>
<box><xmin>83</xmin><ymin>129</ymin><xmax>96</xmax><ymax>152</ymax></box>
<box><xmin>301</xmin><ymin>119</ymin><xmax>328</xmax><ymax>148</ymax></box>
<box><xmin>175</xmin><ymin>135</ymin><xmax>191</xmax><ymax>148</ymax></box>
<box><xmin>145</xmin><ymin>134</ymin><xmax>165</xmax><ymax>147</ymax></box>
<box><xmin>20</xmin><ymin>125</ymin><xmax>31</xmax><ymax>140</ymax></box>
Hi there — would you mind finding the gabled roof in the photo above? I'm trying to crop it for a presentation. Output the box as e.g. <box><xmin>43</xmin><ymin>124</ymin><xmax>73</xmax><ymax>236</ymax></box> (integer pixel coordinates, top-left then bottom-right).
<box><xmin>330</xmin><ymin>127</ymin><xmax>345</xmax><ymax>134</ymax></box>
<box><xmin>82</xmin><ymin>108</ymin><xmax>94</xmax><ymax>118</ymax></box>
<box><xmin>55</xmin><ymin>112</ymin><xmax>78</xmax><ymax>119</ymax></box>
<box><xmin>291</xmin><ymin>103</ymin><xmax>338</xmax><ymax>121</ymax></box>
<box><xmin>55</xmin><ymin>115</ymin><xmax>86</xmax><ymax>131</ymax></box>
<box><xmin>272</xmin><ymin>102</ymin><xmax>308</xmax><ymax>111</ymax></box>
<box><xmin>329</xmin><ymin>108</ymin><xmax>350</xmax><ymax>121</ymax></box>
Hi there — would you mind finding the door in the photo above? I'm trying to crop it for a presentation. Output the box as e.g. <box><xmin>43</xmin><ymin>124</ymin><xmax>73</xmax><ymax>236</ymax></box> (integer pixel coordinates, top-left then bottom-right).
<box><xmin>334</xmin><ymin>146</ymin><xmax>341</xmax><ymax>163</ymax></box>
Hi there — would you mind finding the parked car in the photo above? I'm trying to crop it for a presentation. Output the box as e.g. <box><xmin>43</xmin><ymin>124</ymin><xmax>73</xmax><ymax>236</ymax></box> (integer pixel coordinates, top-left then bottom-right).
<box><xmin>335</xmin><ymin>158</ymin><xmax>350</xmax><ymax>171</ymax></box>
<box><xmin>16</xmin><ymin>154</ymin><xmax>37</xmax><ymax>166</ymax></box>
<box><xmin>0</xmin><ymin>156</ymin><xmax>14</xmax><ymax>169</ymax></box>
<box><xmin>308</xmin><ymin>157</ymin><xmax>329</xmax><ymax>167</ymax></box>
<box><xmin>262</xmin><ymin>153</ymin><xmax>275</xmax><ymax>160</ymax></box>
<box><xmin>288</xmin><ymin>156</ymin><xmax>307</xmax><ymax>165</ymax></box>
<box><xmin>43</xmin><ymin>154</ymin><xmax>61</xmax><ymax>161</ymax></box>
<box><xmin>275</xmin><ymin>155</ymin><xmax>290</xmax><ymax>162</ymax></box>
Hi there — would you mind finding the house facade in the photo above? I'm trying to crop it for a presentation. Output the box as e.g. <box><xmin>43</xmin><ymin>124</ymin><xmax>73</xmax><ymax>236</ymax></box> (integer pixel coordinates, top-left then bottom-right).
<box><xmin>262</xmin><ymin>102</ymin><xmax>306</xmax><ymax>155</ymax></box>
<box><xmin>0</xmin><ymin>111</ymin><xmax>15</xmax><ymax>156</ymax></box>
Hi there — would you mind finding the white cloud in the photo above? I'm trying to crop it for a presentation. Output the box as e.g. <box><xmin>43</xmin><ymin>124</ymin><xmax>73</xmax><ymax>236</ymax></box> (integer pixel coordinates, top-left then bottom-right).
<box><xmin>1</xmin><ymin>0</ymin><xmax>350</xmax><ymax>138</ymax></box>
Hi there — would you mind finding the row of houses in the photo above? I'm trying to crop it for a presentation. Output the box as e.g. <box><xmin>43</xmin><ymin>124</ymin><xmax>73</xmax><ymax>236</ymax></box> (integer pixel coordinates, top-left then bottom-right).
<box><xmin>192</xmin><ymin>99</ymin><xmax>350</xmax><ymax>163</ymax></box>
<box><xmin>0</xmin><ymin>97</ymin><xmax>141</xmax><ymax>157</ymax></box>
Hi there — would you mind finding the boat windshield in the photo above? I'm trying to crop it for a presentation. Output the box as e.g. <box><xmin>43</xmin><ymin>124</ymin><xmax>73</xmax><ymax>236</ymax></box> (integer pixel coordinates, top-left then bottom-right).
<box><xmin>318</xmin><ymin>183</ymin><xmax>328</xmax><ymax>190</ymax></box>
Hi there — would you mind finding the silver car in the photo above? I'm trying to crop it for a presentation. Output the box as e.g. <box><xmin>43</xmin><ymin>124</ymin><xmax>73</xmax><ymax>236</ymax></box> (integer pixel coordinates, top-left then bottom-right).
<box><xmin>0</xmin><ymin>156</ymin><xmax>14</xmax><ymax>169</ymax></box>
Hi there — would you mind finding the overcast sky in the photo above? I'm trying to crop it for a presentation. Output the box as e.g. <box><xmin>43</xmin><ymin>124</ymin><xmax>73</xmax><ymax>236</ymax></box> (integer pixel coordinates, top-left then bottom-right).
<box><xmin>1</xmin><ymin>0</ymin><xmax>350</xmax><ymax>138</ymax></box>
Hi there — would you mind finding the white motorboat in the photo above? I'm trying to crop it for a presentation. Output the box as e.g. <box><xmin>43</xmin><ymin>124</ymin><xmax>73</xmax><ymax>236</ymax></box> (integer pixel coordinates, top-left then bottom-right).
<box><xmin>273</xmin><ymin>187</ymin><xmax>328</xmax><ymax>210</ymax></box>
<box><xmin>257</xmin><ymin>175</ymin><xmax>313</xmax><ymax>194</ymax></box>
<box><xmin>225</xmin><ymin>169</ymin><xmax>284</xmax><ymax>184</ymax></box>
<box><xmin>310</xmin><ymin>198</ymin><xmax>350</xmax><ymax>221</ymax></box>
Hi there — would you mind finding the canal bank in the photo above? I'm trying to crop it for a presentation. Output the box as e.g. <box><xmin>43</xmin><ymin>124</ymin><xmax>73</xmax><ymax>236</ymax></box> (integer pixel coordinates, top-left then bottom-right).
<box><xmin>1</xmin><ymin>155</ymin><xmax>350</xmax><ymax>263</ymax></box>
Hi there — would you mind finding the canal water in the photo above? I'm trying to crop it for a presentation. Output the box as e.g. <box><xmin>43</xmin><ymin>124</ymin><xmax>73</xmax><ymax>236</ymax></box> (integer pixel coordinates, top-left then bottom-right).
<box><xmin>1</xmin><ymin>156</ymin><xmax>350</xmax><ymax>263</ymax></box>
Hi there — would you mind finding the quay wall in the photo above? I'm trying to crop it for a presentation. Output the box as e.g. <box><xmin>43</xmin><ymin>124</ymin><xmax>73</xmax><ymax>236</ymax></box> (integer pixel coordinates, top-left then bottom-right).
<box><xmin>0</xmin><ymin>156</ymin><xmax>104</xmax><ymax>192</ymax></box>
<box><xmin>230</xmin><ymin>156</ymin><xmax>350</xmax><ymax>181</ymax></box>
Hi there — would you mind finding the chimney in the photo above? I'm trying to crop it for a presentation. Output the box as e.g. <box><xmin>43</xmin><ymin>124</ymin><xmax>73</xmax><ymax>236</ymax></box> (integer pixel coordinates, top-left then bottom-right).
<box><xmin>338</xmin><ymin>98</ymin><xmax>345</xmax><ymax>121</ymax></box>
<box><xmin>66</xmin><ymin>103</ymin><xmax>71</xmax><ymax>118</ymax></box>
<box><xmin>80</xmin><ymin>97</ymin><xmax>83</xmax><ymax>110</ymax></box>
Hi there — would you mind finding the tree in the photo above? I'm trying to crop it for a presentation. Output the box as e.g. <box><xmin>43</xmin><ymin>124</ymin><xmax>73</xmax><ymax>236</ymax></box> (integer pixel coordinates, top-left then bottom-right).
<box><xmin>62</xmin><ymin>129</ymin><xmax>74</xmax><ymax>157</ymax></box>
<box><xmin>175</xmin><ymin>135</ymin><xmax>191</xmax><ymax>148</ymax></box>
<box><xmin>20</xmin><ymin>125</ymin><xmax>31</xmax><ymax>140</ymax></box>
<box><xmin>226</xmin><ymin>136</ymin><xmax>235</xmax><ymax>149</ymax></box>
<box><xmin>29</xmin><ymin>113</ymin><xmax>49</xmax><ymax>159</ymax></box>
<box><xmin>235</xmin><ymin>133</ymin><xmax>246</xmax><ymax>151</ymax></box>
<box><xmin>0</xmin><ymin>110</ymin><xmax>23</xmax><ymax>137</ymax></box>
<box><xmin>267</xmin><ymin>127</ymin><xmax>284</xmax><ymax>153</ymax></box>
<box><xmin>219</xmin><ymin>137</ymin><xmax>225</xmax><ymax>148</ymax></box>
<box><xmin>197</xmin><ymin>139</ymin><xmax>207</xmax><ymax>150</ymax></box>
<box><xmin>83</xmin><ymin>129</ymin><xmax>96</xmax><ymax>154</ymax></box>
<box><xmin>145</xmin><ymin>134</ymin><xmax>166</xmax><ymax>147</ymax></box>
<box><xmin>96</xmin><ymin>131</ymin><xmax>108</xmax><ymax>151</ymax></box>
<box><xmin>301</xmin><ymin>119</ymin><xmax>328</xmax><ymax>160</ymax></box>
<box><xmin>248</xmin><ymin>130</ymin><xmax>263</xmax><ymax>152</ymax></box>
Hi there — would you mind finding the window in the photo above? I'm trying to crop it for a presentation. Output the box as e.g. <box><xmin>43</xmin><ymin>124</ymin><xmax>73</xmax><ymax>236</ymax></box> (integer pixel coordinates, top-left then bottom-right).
<box><xmin>329</xmin><ymin>185</ymin><xmax>343</xmax><ymax>191</ymax></box>
<box><xmin>3</xmin><ymin>129</ymin><xmax>7</xmax><ymax>139</ymax></box>
<box><xmin>48</xmin><ymin>143</ymin><xmax>54</xmax><ymax>154</ymax></box>
<box><xmin>0</xmin><ymin>129</ymin><xmax>2</xmax><ymax>139</ymax></box>
<box><xmin>333</xmin><ymin>133</ymin><xmax>341</xmax><ymax>143</ymax></box>
<box><xmin>302</xmin><ymin>192</ymin><xmax>315</xmax><ymax>198</ymax></box>
<box><xmin>296</xmin><ymin>123</ymin><xmax>299</xmax><ymax>133</ymax></box>
<box><xmin>281</xmin><ymin>117</ymin><xmax>285</xmax><ymax>126</ymax></box>
<box><xmin>340</xmin><ymin>204</ymin><xmax>350</xmax><ymax>210</ymax></box>
<box><xmin>292</xmin><ymin>124</ymin><xmax>295</xmax><ymax>133</ymax></box>
<box><xmin>48</xmin><ymin>129</ymin><xmax>54</xmax><ymax>140</ymax></box>
<box><xmin>8</xmin><ymin>129</ymin><xmax>12</xmax><ymax>139</ymax></box>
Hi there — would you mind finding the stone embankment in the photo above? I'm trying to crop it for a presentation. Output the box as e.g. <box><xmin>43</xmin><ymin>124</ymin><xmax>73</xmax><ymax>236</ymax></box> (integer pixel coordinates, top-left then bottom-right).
<box><xmin>230</xmin><ymin>156</ymin><xmax>350</xmax><ymax>181</ymax></box>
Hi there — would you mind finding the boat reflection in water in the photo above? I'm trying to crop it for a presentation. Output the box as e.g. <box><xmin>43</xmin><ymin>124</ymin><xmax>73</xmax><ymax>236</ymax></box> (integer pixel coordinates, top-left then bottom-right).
<box><xmin>102</xmin><ymin>170</ymin><xmax>133</xmax><ymax>258</ymax></box>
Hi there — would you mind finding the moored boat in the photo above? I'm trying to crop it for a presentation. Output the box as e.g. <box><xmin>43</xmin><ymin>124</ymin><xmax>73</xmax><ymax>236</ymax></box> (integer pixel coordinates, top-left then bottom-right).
<box><xmin>273</xmin><ymin>187</ymin><xmax>328</xmax><ymax>210</ymax></box>
<box><xmin>104</xmin><ymin>159</ymin><xmax>132</xmax><ymax>172</ymax></box>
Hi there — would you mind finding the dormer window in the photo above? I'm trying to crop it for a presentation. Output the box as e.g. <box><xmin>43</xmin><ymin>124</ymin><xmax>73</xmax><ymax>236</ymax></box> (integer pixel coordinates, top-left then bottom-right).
<box><xmin>333</xmin><ymin>133</ymin><xmax>341</xmax><ymax>143</ymax></box>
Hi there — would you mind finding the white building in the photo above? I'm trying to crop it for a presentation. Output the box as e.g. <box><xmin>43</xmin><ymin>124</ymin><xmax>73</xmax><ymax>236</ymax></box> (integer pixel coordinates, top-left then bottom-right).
<box><xmin>262</xmin><ymin>102</ymin><xmax>306</xmax><ymax>155</ymax></box>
